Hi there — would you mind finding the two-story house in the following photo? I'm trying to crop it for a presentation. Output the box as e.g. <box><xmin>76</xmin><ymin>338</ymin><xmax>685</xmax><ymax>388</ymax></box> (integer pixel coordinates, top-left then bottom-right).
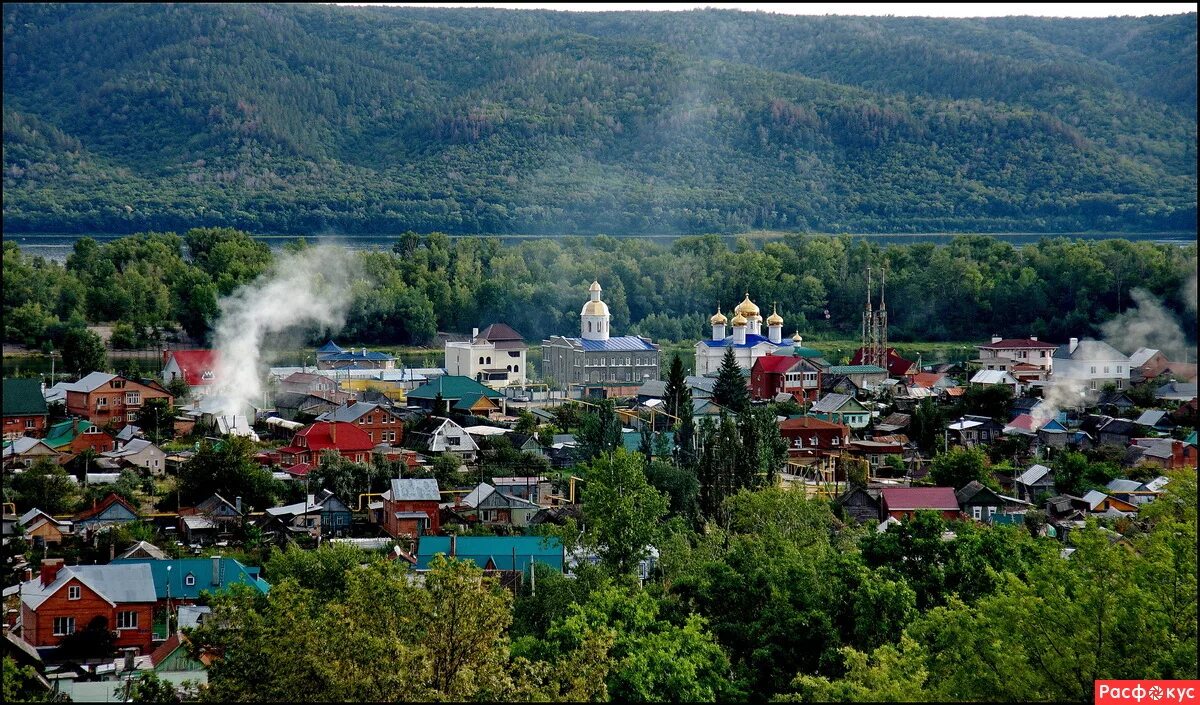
<box><xmin>444</xmin><ymin>323</ymin><xmax>529</xmax><ymax>390</ymax></box>
<box><xmin>405</xmin><ymin>416</ymin><xmax>480</xmax><ymax>461</ymax></box>
<box><xmin>3</xmin><ymin>379</ymin><xmax>48</xmax><ymax>439</ymax></box>
<box><xmin>276</xmin><ymin>421</ymin><xmax>376</xmax><ymax>465</ymax></box>
<box><xmin>161</xmin><ymin>350</ymin><xmax>219</xmax><ymax>398</ymax></box>
<box><xmin>20</xmin><ymin>559</ymin><xmax>158</xmax><ymax>655</ymax></box>
<box><xmin>809</xmin><ymin>393</ymin><xmax>871</xmax><ymax>430</ymax></box>
<box><xmin>1053</xmin><ymin>338</ymin><xmax>1131</xmax><ymax>391</ymax></box>
<box><xmin>65</xmin><ymin>373</ymin><xmax>172</xmax><ymax>431</ymax></box>
<box><xmin>777</xmin><ymin>416</ymin><xmax>850</xmax><ymax>455</ymax></box>
<box><xmin>750</xmin><ymin>355</ymin><xmax>824</xmax><ymax>403</ymax></box>
<box><xmin>381</xmin><ymin>478</ymin><xmax>442</xmax><ymax>538</ymax></box>
<box><xmin>316</xmin><ymin>402</ymin><xmax>405</xmax><ymax>445</ymax></box>
<box><xmin>974</xmin><ymin>337</ymin><xmax>1058</xmax><ymax>382</ymax></box>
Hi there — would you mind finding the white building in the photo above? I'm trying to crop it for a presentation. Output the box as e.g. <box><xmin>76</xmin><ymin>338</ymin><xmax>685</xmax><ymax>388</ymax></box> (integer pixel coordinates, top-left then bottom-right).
<box><xmin>695</xmin><ymin>295</ymin><xmax>806</xmax><ymax>375</ymax></box>
<box><xmin>444</xmin><ymin>323</ymin><xmax>528</xmax><ymax>390</ymax></box>
<box><xmin>974</xmin><ymin>336</ymin><xmax>1057</xmax><ymax>382</ymax></box>
<box><xmin>541</xmin><ymin>281</ymin><xmax>660</xmax><ymax>388</ymax></box>
<box><xmin>1052</xmin><ymin>338</ymin><xmax>1131</xmax><ymax>391</ymax></box>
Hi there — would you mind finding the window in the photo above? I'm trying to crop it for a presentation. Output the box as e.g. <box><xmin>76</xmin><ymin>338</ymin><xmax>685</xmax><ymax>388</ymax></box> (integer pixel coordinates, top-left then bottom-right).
<box><xmin>792</xmin><ymin>437</ymin><xmax>804</xmax><ymax>448</ymax></box>
<box><xmin>1090</xmin><ymin>366</ymin><xmax>1097</xmax><ymax>374</ymax></box>
<box><xmin>368</xmin><ymin>431</ymin><xmax>373</xmax><ymax>441</ymax></box>
<box><xmin>810</xmin><ymin>436</ymin><xmax>819</xmax><ymax>447</ymax></box>
<box><xmin>117</xmin><ymin>610</ymin><xmax>138</xmax><ymax>630</ymax></box>
<box><xmin>68</xmin><ymin>585</ymin><xmax>81</xmax><ymax>600</ymax></box>
<box><xmin>1040</xmin><ymin>351</ymin><xmax>1047</xmax><ymax>358</ymax></box>
<box><xmin>127</xmin><ymin>412</ymin><xmax>137</xmax><ymax>422</ymax></box>
<box><xmin>53</xmin><ymin>617</ymin><xmax>75</xmax><ymax>636</ymax></box>
<box><xmin>1090</xmin><ymin>381</ymin><xmax>1097</xmax><ymax>390</ymax></box>
<box><xmin>96</xmin><ymin>396</ymin><xmax>108</xmax><ymax>407</ymax></box>
<box><xmin>25</xmin><ymin>419</ymin><xmax>35</xmax><ymax>429</ymax></box>
<box><xmin>1117</xmin><ymin>366</ymin><xmax>1123</xmax><ymax>373</ymax></box>
<box><xmin>486</xmin><ymin>357</ymin><xmax>491</xmax><ymax>365</ymax></box>
<box><xmin>514</xmin><ymin>365</ymin><xmax>519</xmax><ymax>373</ymax></box>
<box><xmin>479</xmin><ymin>356</ymin><xmax>484</xmax><ymax>365</ymax></box>
<box><xmin>832</xmin><ymin>437</ymin><xmax>840</xmax><ymax>446</ymax></box>
<box><xmin>185</xmin><ymin>574</ymin><xmax>196</xmax><ymax>586</ymax></box>
<box><xmin>972</xmin><ymin>506</ymin><xmax>982</xmax><ymax>520</ymax></box>
<box><xmin>1116</xmin><ymin>380</ymin><xmax>1124</xmax><ymax>390</ymax></box>
<box><xmin>1103</xmin><ymin>366</ymin><xmax>1109</xmax><ymax>374</ymax></box>
<box><xmin>125</xmin><ymin>392</ymin><xmax>140</xmax><ymax>405</ymax></box>
<box><xmin>988</xmin><ymin>506</ymin><xmax>998</xmax><ymax>517</ymax></box>
<box><xmin>447</xmin><ymin>436</ymin><xmax>461</xmax><ymax>446</ymax></box>
<box><xmin>587</xmin><ymin>322</ymin><xmax>593</xmax><ymax>332</ymax></box>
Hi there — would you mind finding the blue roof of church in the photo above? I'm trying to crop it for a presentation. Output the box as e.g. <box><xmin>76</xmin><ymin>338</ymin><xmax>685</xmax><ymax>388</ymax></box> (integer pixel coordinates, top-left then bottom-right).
<box><xmin>574</xmin><ymin>336</ymin><xmax>657</xmax><ymax>351</ymax></box>
<box><xmin>700</xmin><ymin>333</ymin><xmax>777</xmax><ymax>349</ymax></box>
<box><xmin>317</xmin><ymin>340</ymin><xmax>345</xmax><ymax>354</ymax></box>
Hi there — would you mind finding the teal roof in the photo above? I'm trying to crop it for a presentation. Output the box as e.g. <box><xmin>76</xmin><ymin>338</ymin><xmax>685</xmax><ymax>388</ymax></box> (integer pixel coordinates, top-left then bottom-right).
<box><xmin>827</xmin><ymin>365</ymin><xmax>888</xmax><ymax>375</ymax></box>
<box><xmin>3</xmin><ymin>379</ymin><xmax>47</xmax><ymax>417</ymax></box>
<box><xmin>407</xmin><ymin>376</ymin><xmax>503</xmax><ymax>401</ymax></box>
<box><xmin>45</xmin><ymin>419</ymin><xmax>97</xmax><ymax>449</ymax></box>
<box><xmin>452</xmin><ymin>392</ymin><xmax>498</xmax><ymax>411</ymax></box>
<box><xmin>416</xmin><ymin>536</ymin><xmax>563</xmax><ymax>572</ymax></box>
<box><xmin>792</xmin><ymin>346</ymin><xmax>825</xmax><ymax>359</ymax></box>
<box><xmin>621</xmin><ymin>430</ymin><xmax>675</xmax><ymax>455</ymax></box>
<box><xmin>112</xmin><ymin>557</ymin><xmax>270</xmax><ymax>600</ymax></box>
<box><xmin>1187</xmin><ymin>430</ymin><xmax>1197</xmax><ymax>447</ymax></box>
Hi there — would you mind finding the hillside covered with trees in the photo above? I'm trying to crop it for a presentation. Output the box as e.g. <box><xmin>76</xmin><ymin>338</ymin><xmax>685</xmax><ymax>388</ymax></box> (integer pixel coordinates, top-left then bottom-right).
<box><xmin>3</xmin><ymin>4</ymin><xmax>1196</xmax><ymax>235</ymax></box>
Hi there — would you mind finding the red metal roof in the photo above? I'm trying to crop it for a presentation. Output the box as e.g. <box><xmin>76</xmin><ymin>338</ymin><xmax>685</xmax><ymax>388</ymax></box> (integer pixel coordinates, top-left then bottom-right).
<box><xmin>978</xmin><ymin>338</ymin><xmax>1057</xmax><ymax>349</ymax></box>
<box><xmin>73</xmin><ymin>492</ymin><xmax>139</xmax><ymax>521</ymax></box>
<box><xmin>851</xmin><ymin>347</ymin><xmax>916</xmax><ymax>377</ymax></box>
<box><xmin>283</xmin><ymin>462</ymin><xmax>312</xmax><ymax>477</ymax></box>
<box><xmin>291</xmin><ymin>421</ymin><xmax>375</xmax><ymax>453</ymax></box>
<box><xmin>164</xmin><ymin>350</ymin><xmax>219</xmax><ymax>387</ymax></box>
<box><xmin>910</xmin><ymin>372</ymin><xmax>945</xmax><ymax>389</ymax></box>
<box><xmin>880</xmin><ymin>487</ymin><xmax>960</xmax><ymax>511</ymax></box>
<box><xmin>754</xmin><ymin>355</ymin><xmax>804</xmax><ymax>374</ymax></box>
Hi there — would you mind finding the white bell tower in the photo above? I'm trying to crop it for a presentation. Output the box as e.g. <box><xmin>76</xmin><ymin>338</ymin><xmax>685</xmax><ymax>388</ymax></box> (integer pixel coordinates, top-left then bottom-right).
<box><xmin>580</xmin><ymin>280</ymin><xmax>611</xmax><ymax>341</ymax></box>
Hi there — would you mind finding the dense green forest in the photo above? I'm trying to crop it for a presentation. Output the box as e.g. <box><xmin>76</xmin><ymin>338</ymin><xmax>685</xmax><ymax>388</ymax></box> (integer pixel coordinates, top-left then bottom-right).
<box><xmin>4</xmin><ymin>231</ymin><xmax>1196</xmax><ymax>354</ymax></box>
<box><xmin>3</xmin><ymin>4</ymin><xmax>1195</xmax><ymax>235</ymax></box>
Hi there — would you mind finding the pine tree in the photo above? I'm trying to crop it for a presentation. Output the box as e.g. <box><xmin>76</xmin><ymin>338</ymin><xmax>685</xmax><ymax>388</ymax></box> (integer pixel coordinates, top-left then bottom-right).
<box><xmin>712</xmin><ymin>348</ymin><xmax>749</xmax><ymax>413</ymax></box>
<box><xmin>664</xmin><ymin>353</ymin><xmax>690</xmax><ymax>420</ymax></box>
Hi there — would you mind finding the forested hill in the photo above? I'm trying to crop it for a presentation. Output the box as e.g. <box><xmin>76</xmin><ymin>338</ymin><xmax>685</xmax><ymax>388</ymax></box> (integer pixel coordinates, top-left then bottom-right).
<box><xmin>3</xmin><ymin>4</ymin><xmax>1196</xmax><ymax>235</ymax></box>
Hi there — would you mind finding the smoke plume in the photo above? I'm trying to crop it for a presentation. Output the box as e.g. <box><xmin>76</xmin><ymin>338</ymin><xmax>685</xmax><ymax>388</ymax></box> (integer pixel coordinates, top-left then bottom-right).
<box><xmin>1100</xmin><ymin>287</ymin><xmax>1191</xmax><ymax>361</ymax></box>
<box><xmin>210</xmin><ymin>245</ymin><xmax>360</xmax><ymax>418</ymax></box>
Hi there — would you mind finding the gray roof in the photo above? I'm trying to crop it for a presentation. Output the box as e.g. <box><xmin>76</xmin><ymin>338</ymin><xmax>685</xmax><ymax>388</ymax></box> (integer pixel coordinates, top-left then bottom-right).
<box><xmin>177</xmin><ymin>605</ymin><xmax>212</xmax><ymax>630</ymax></box>
<box><xmin>115</xmin><ymin>425</ymin><xmax>142</xmax><ymax>442</ymax></box>
<box><xmin>389</xmin><ymin>478</ymin><xmax>441</xmax><ymax>501</ymax></box>
<box><xmin>1054</xmin><ymin>339</ymin><xmax>1128</xmax><ymax>362</ymax></box>
<box><xmin>3</xmin><ymin>437</ymin><xmax>56</xmax><ymax>457</ymax></box>
<box><xmin>461</xmin><ymin>483</ymin><xmax>494</xmax><ymax>509</ymax></box>
<box><xmin>1016</xmin><ymin>464</ymin><xmax>1053</xmax><ymax>486</ymax></box>
<box><xmin>811</xmin><ymin>393</ymin><xmax>856</xmax><ymax>413</ymax></box>
<box><xmin>970</xmin><ymin>370</ymin><xmax>1018</xmax><ymax>385</ymax></box>
<box><xmin>1106</xmin><ymin>478</ymin><xmax>1143</xmax><ymax>493</ymax></box>
<box><xmin>116</xmin><ymin>540</ymin><xmax>168</xmax><ymax>560</ymax></box>
<box><xmin>637</xmin><ymin>380</ymin><xmax>667</xmax><ymax>398</ymax></box>
<box><xmin>684</xmin><ymin>376</ymin><xmax>717</xmax><ymax>394</ymax></box>
<box><xmin>72</xmin><ymin>371</ymin><xmax>118</xmax><ymax>392</ymax></box>
<box><xmin>1133</xmin><ymin>410</ymin><xmax>1170</xmax><ymax>427</ymax></box>
<box><xmin>101</xmin><ymin>438</ymin><xmax>158</xmax><ymax>459</ymax></box>
<box><xmin>1082</xmin><ymin>490</ymin><xmax>1109</xmax><ymax>510</ymax></box>
<box><xmin>1156</xmin><ymin>381</ymin><xmax>1198</xmax><ymax>399</ymax></box>
<box><xmin>1128</xmin><ymin>348</ymin><xmax>1159</xmax><ymax>367</ymax></box>
<box><xmin>317</xmin><ymin>402</ymin><xmax>383</xmax><ymax>423</ymax></box>
<box><xmin>21</xmin><ymin>563</ymin><xmax>157</xmax><ymax>609</ymax></box>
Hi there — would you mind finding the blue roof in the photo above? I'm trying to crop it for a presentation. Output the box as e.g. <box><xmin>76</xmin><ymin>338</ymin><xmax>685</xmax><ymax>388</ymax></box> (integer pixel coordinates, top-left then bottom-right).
<box><xmin>699</xmin><ymin>333</ymin><xmax>776</xmax><ymax>349</ymax></box>
<box><xmin>317</xmin><ymin>341</ymin><xmax>346</xmax><ymax>354</ymax></box>
<box><xmin>112</xmin><ymin>557</ymin><xmax>270</xmax><ymax>600</ymax></box>
<box><xmin>416</xmin><ymin>536</ymin><xmax>564</xmax><ymax>572</ymax></box>
<box><xmin>575</xmin><ymin>336</ymin><xmax>657</xmax><ymax>352</ymax></box>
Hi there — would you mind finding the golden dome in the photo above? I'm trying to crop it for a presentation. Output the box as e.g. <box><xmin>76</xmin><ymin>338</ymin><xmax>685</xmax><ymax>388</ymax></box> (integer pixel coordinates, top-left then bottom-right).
<box><xmin>792</xmin><ymin>331</ymin><xmax>803</xmax><ymax>343</ymax></box>
<box><xmin>581</xmin><ymin>300</ymin><xmax>610</xmax><ymax>317</ymax></box>
<box><xmin>766</xmin><ymin>303</ymin><xmax>783</xmax><ymax>326</ymax></box>
<box><xmin>709</xmin><ymin>305</ymin><xmax>728</xmax><ymax>325</ymax></box>
<box><xmin>589</xmin><ymin>280</ymin><xmax>602</xmax><ymax>292</ymax></box>
<box><xmin>730</xmin><ymin>312</ymin><xmax>748</xmax><ymax>327</ymax></box>
<box><xmin>734</xmin><ymin>293</ymin><xmax>760</xmax><ymax>318</ymax></box>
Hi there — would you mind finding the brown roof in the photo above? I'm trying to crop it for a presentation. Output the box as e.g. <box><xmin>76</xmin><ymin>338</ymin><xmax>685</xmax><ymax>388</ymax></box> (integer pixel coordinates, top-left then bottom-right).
<box><xmin>880</xmin><ymin>487</ymin><xmax>960</xmax><ymax>511</ymax></box>
<box><xmin>778</xmin><ymin>416</ymin><xmax>849</xmax><ymax>432</ymax></box>
<box><xmin>478</xmin><ymin>323</ymin><xmax>524</xmax><ymax>343</ymax></box>
<box><xmin>978</xmin><ymin>338</ymin><xmax>1057</xmax><ymax>349</ymax></box>
<box><xmin>73</xmin><ymin>493</ymin><xmax>139</xmax><ymax>522</ymax></box>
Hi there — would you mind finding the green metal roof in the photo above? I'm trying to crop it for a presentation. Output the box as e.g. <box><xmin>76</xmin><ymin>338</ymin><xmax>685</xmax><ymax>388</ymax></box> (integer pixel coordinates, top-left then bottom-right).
<box><xmin>45</xmin><ymin>419</ymin><xmax>97</xmax><ymax>449</ymax></box>
<box><xmin>621</xmin><ymin>430</ymin><xmax>675</xmax><ymax>455</ymax></box>
<box><xmin>827</xmin><ymin>365</ymin><xmax>888</xmax><ymax>374</ymax></box>
<box><xmin>112</xmin><ymin>557</ymin><xmax>270</xmax><ymax>600</ymax></box>
<box><xmin>416</xmin><ymin>536</ymin><xmax>564</xmax><ymax>572</ymax></box>
<box><xmin>3</xmin><ymin>379</ymin><xmax>47</xmax><ymax>417</ymax></box>
<box><xmin>407</xmin><ymin>375</ymin><xmax>503</xmax><ymax>401</ymax></box>
<box><xmin>453</xmin><ymin>393</ymin><xmax>498</xmax><ymax>411</ymax></box>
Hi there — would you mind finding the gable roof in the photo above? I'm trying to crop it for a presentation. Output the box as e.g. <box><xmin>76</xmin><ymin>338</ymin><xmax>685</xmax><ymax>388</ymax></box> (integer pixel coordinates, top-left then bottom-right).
<box><xmin>1128</xmin><ymin>347</ymin><xmax>1160</xmax><ymax>367</ymax></box>
<box><xmin>292</xmin><ymin>421</ymin><xmax>375</xmax><ymax>452</ymax></box>
<box><xmin>112</xmin><ymin>557</ymin><xmax>269</xmax><ymax>599</ymax></box>
<box><xmin>1016</xmin><ymin>464</ymin><xmax>1053</xmax><ymax>486</ymax></box>
<box><xmin>1133</xmin><ymin>409</ymin><xmax>1171</xmax><ymax>427</ymax></box>
<box><xmin>415</xmin><ymin>535</ymin><xmax>563</xmax><ymax>571</ymax></box>
<box><xmin>44</xmin><ymin>419</ymin><xmax>100</xmax><ymax>449</ymax></box>
<box><xmin>388</xmin><ymin>478</ymin><xmax>441</xmax><ymax>501</ymax></box>
<box><xmin>74</xmin><ymin>493</ymin><xmax>139</xmax><ymax>523</ymax></box>
<box><xmin>407</xmin><ymin>375</ymin><xmax>504</xmax><ymax>401</ymax></box>
<box><xmin>971</xmin><ymin>370</ymin><xmax>1019</xmax><ymax>385</ymax></box>
<box><xmin>778</xmin><ymin>416</ymin><xmax>849</xmax><ymax>432</ymax></box>
<box><xmin>910</xmin><ymin>372</ymin><xmax>948</xmax><ymax>389</ymax></box>
<box><xmin>116</xmin><ymin>541</ymin><xmax>169</xmax><ymax>560</ymax></box>
<box><xmin>164</xmin><ymin>350</ymin><xmax>219</xmax><ymax>386</ymax></box>
<box><xmin>880</xmin><ymin>487</ymin><xmax>960</xmax><ymax>511</ymax></box>
<box><xmin>955</xmin><ymin>481</ymin><xmax>1003</xmax><ymax>505</ymax></box>
<box><xmin>3</xmin><ymin>379</ymin><xmax>48</xmax><ymax>417</ymax></box>
<box><xmin>478</xmin><ymin>323</ymin><xmax>525</xmax><ymax>343</ymax></box>
<box><xmin>3</xmin><ymin>436</ymin><xmax>58</xmax><ymax>458</ymax></box>
<box><xmin>811</xmin><ymin>393</ymin><xmax>865</xmax><ymax>414</ymax></box>
<box><xmin>754</xmin><ymin>355</ymin><xmax>805</xmax><ymax>374</ymax></box>
<box><xmin>71</xmin><ymin>371</ymin><xmax>119</xmax><ymax>393</ymax></box>
<box><xmin>1054</xmin><ymin>339</ymin><xmax>1128</xmax><ymax>362</ymax></box>
<box><xmin>317</xmin><ymin>402</ymin><xmax>394</xmax><ymax>423</ymax></box>
<box><xmin>21</xmin><ymin>563</ymin><xmax>157</xmax><ymax>610</ymax></box>
<box><xmin>101</xmin><ymin>438</ymin><xmax>160</xmax><ymax>459</ymax></box>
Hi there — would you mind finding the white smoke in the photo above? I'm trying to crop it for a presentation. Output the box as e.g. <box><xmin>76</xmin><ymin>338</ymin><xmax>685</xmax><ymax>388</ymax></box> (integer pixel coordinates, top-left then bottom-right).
<box><xmin>209</xmin><ymin>245</ymin><xmax>360</xmax><ymax>418</ymax></box>
<box><xmin>1100</xmin><ymin>287</ymin><xmax>1191</xmax><ymax>361</ymax></box>
<box><xmin>1184</xmin><ymin>270</ymin><xmax>1197</xmax><ymax>316</ymax></box>
<box><xmin>1032</xmin><ymin>376</ymin><xmax>1086</xmax><ymax>425</ymax></box>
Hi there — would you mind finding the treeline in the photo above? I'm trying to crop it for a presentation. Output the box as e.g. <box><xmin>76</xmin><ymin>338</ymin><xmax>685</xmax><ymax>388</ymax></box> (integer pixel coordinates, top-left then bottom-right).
<box><xmin>4</xmin><ymin>231</ymin><xmax>1196</xmax><ymax>352</ymax></box>
<box><xmin>2</xmin><ymin>4</ymin><xmax>1195</xmax><ymax>235</ymax></box>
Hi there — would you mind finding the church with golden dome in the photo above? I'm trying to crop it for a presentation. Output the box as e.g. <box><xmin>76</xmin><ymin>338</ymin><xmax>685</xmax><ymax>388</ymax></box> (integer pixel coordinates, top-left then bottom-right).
<box><xmin>542</xmin><ymin>280</ymin><xmax>661</xmax><ymax>389</ymax></box>
<box><xmin>694</xmin><ymin>293</ymin><xmax>807</xmax><ymax>375</ymax></box>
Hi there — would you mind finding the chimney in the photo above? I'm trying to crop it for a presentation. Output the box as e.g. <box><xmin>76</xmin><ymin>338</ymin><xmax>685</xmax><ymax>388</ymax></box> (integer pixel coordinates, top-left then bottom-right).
<box><xmin>1030</xmin><ymin>336</ymin><xmax>1038</xmax><ymax>341</ymax></box>
<box><xmin>40</xmin><ymin>558</ymin><xmax>64</xmax><ymax>587</ymax></box>
<box><xmin>330</xmin><ymin>423</ymin><xmax>337</xmax><ymax>444</ymax></box>
<box><xmin>122</xmin><ymin>647</ymin><xmax>136</xmax><ymax>673</ymax></box>
<box><xmin>472</xmin><ymin>327</ymin><xmax>479</xmax><ymax>342</ymax></box>
<box><xmin>991</xmin><ymin>336</ymin><xmax>1002</xmax><ymax>344</ymax></box>
<box><xmin>235</xmin><ymin>496</ymin><xmax>243</xmax><ymax>514</ymax></box>
<box><xmin>1069</xmin><ymin>337</ymin><xmax>1079</xmax><ymax>354</ymax></box>
<box><xmin>23</xmin><ymin>568</ymin><xmax>33</xmax><ymax>583</ymax></box>
<box><xmin>211</xmin><ymin>556</ymin><xmax>221</xmax><ymax>586</ymax></box>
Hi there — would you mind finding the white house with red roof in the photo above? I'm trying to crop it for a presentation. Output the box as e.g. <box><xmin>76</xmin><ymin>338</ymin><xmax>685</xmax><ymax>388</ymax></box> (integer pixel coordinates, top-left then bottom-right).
<box><xmin>277</xmin><ymin>421</ymin><xmax>375</xmax><ymax>465</ymax></box>
<box><xmin>974</xmin><ymin>337</ymin><xmax>1057</xmax><ymax>380</ymax></box>
<box><xmin>162</xmin><ymin>350</ymin><xmax>220</xmax><ymax>396</ymax></box>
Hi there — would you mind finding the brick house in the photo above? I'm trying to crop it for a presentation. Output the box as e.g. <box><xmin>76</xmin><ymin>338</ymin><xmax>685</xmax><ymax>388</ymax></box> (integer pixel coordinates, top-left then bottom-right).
<box><xmin>20</xmin><ymin>558</ymin><xmax>158</xmax><ymax>655</ymax></box>
<box><xmin>750</xmin><ymin>355</ymin><xmax>824</xmax><ymax>403</ymax></box>
<box><xmin>65</xmin><ymin>373</ymin><xmax>172</xmax><ymax>431</ymax></box>
<box><xmin>276</xmin><ymin>421</ymin><xmax>376</xmax><ymax>465</ymax></box>
<box><xmin>777</xmin><ymin>416</ymin><xmax>850</xmax><ymax>455</ymax></box>
<box><xmin>879</xmin><ymin>487</ymin><xmax>961</xmax><ymax>520</ymax></box>
<box><xmin>3</xmin><ymin>379</ymin><xmax>48</xmax><ymax>439</ymax></box>
<box><xmin>382</xmin><ymin>478</ymin><xmax>441</xmax><ymax>538</ymax></box>
<box><xmin>161</xmin><ymin>350</ymin><xmax>220</xmax><ymax>396</ymax></box>
<box><xmin>44</xmin><ymin>418</ymin><xmax>115</xmax><ymax>455</ymax></box>
<box><xmin>316</xmin><ymin>402</ymin><xmax>405</xmax><ymax>446</ymax></box>
<box><xmin>851</xmin><ymin>347</ymin><xmax>917</xmax><ymax>379</ymax></box>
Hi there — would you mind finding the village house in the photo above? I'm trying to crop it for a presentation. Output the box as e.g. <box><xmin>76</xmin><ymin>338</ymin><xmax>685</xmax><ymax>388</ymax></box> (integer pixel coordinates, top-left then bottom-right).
<box><xmin>276</xmin><ymin>421</ymin><xmax>376</xmax><ymax>465</ymax></box>
<box><xmin>20</xmin><ymin>559</ymin><xmax>158</xmax><ymax>655</ymax></box>
<box><xmin>750</xmin><ymin>354</ymin><xmax>825</xmax><ymax>403</ymax></box>
<box><xmin>316</xmin><ymin>401</ymin><xmax>406</xmax><ymax>445</ymax></box>
<box><xmin>405</xmin><ymin>416</ymin><xmax>479</xmax><ymax>461</ymax></box>
<box><xmin>846</xmin><ymin>438</ymin><xmax>907</xmax><ymax>475</ymax></box>
<box><xmin>836</xmin><ymin>486</ymin><xmax>883</xmax><ymax>524</ymax></box>
<box><xmin>64</xmin><ymin>372</ymin><xmax>172</xmax><ymax>431</ymax></box>
<box><xmin>406</xmin><ymin>375</ymin><xmax>505</xmax><ymax>417</ymax></box>
<box><xmin>445</xmin><ymin>323</ymin><xmax>529</xmax><ymax>390</ymax></box>
<box><xmin>73</xmin><ymin>493</ymin><xmax>140</xmax><ymax>532</ymax></box>
<box><xmin>946</xmin><ymin>415</ymin><xmax>1004</xmax><ymax>448</ymax></box>
<box><xmin>99</xmin><ymin>438</ymin><xmax>167</xmax><ymax>475</ymax></box>
<box><xmin>415</xmin><ymin>535</ymin><xmax>565</xmax><ymax>576</ymax></box>
<box><xmin>974</xmin><ymin>337</ymin><xmax>1058</xmax><ymax>379</ymax></box>
<box><xmin>1156</xmin><ymin>381</ymin><xmax>1198</xmax><ymax>401</ymax></box>
<box><xmin>851</xmin><ymin>347</ymin><xmax>917</xmax><ymax>380</ymax></box>
<box><xmin>969</xmin><ymin>369</ymin><xmax>1022</xmax><ymax>396</ymax></box>
<box><xmin>3</xmin><ymin>378</ymin><xmax>49</xmax><ymax>439</ymax></box>
<box><xmin>19</xmin><ymin>508</ymin><xmax>73</xmax><ymax>548</ymax></box>
<box><xmin>954</xmin><ymin>481</ymin><xmax>1030</xmax><ymax>521</ymax></box>
<box><xmin>177</xmin><ymin>494</ymin><xmax>244</xmax><ymax>544</ymax></box>
<box><xmin>1014</xmin><ymin>464</ymin><xmax>1056</xmax><ymax>503</ymax></box>
<box><xmin>778</xmin><ymin>416</ymin><xmax>850</xmax><ymax>455</ymax></box>
<box><xmin>456</xmin><ymin>483</ymin><xmax>542</xmax><ymax>527</ymax></box>
<box><xmin>111</xmin><ymin>556</ymin><xmax>269</xmax><ymax>606</ymax></box>
<box><xmin>1053</xmin><ymin>338</ymin><xmax>1131</xmax><ymax>391</ymax></box>
<box><xmin>1125</xmin><ymin>438</ymin><xmax>1198</xmax><ymax>470</ymax></box>
<box><xmin>161</xmin><ymin>350</ymin><xmax>219</xmax><ymax>397</ymax></box>
<box><xmin>1128</xmin><ymin>347</ymin><xmax>1198</xmax><ymax>385</ymax></box>
<box><xmin>809</xmin><ymin>393</ymin><xmax>871</xmax><ymax>430</ymax></box>
<box><xmin>2</xmin><ymin>436</ymin><xmax>61</xmax><ymax>469</ymax></box>
<box><xmin>44</xmin><ymin>418</ymin><xmax>116</xmax><ymax>456</ymax></box>
<box><xmin>490</xmin><ymin>476</ymin><xmax>552</xmax><ymax>505</ymax></box>
<box><xmin>824</xmin><ymin>365</ymin><xmax>888</xmax><ymax>391</ymax></box>
<box><xmin>1080</xmin><ymin>490</ymin><xmax>1139</xmax><ymax>515</ymax></box>
<box><xmin>878</xmin><ymin>487</ymin><xmax>961</xmax><ymax>520</ymax></box>
<box><xmin>381</xmin><ymin>478</ymin><xmax>442</xmax><ymax>538</ymax></box>
<box><xmin>316</xmin><ymin>340</ymin><xmax>396</xmax><ymax>370</ymax></box>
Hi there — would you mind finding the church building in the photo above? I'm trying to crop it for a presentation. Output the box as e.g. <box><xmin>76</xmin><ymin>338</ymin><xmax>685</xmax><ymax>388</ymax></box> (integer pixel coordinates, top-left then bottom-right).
<box><xmin>542</xmin><ymin>281</ymin><xmax>661</xmax><ymax>389</ymax></box>
<box><xmin>695</xmin><ymin>294</ymin><xmax>810</xmax><ymax>375</ymax></box>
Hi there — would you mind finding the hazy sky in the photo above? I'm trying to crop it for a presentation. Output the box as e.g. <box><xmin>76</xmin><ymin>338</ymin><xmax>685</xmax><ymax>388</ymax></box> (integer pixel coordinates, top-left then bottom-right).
<box><xmin>342</xmin><ymin>3</ymin><xmax>1196</xmax><ymax>17</ymax></box>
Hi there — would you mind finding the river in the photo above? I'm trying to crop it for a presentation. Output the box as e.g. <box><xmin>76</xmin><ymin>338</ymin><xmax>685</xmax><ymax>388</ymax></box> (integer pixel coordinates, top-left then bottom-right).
<box><xmin>4</xmin><ymin>231</ymin><xmax>1195</xmax><ymax>263</ymax></box>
